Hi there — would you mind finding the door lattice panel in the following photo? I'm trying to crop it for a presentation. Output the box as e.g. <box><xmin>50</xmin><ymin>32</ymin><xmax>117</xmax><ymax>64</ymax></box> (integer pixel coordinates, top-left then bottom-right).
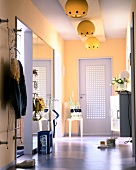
<box><xmin>86</xmin><ymin>65</ymin><xmax>106</xmax><ymax>119</ymax></box>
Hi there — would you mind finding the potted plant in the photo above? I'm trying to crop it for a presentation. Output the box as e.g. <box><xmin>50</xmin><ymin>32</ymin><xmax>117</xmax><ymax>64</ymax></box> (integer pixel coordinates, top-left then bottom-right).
<box><xmin>110</xmin><ymin>77</ymin><xmax>129</xmax><ymax>91</ymax></box>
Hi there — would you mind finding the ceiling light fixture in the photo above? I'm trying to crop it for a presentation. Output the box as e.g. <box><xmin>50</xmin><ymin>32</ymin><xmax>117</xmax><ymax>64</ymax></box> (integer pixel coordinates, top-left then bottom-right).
<box><xmin>85</xmin><ymin>37</ymin><xmax>100</xmax><ymax>50</ymax></box>
<box><xmin>77</xmin><ymin>20</ymin><xmax>95</xmax><ymax>37</ymax></box>
<box><xmin>65</xmin><ymin>0</ymin><xmax>88</xmax><ymax>18</ymax></box>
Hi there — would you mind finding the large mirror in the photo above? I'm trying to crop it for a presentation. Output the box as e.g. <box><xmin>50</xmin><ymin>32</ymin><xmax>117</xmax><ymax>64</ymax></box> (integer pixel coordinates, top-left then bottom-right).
<box><xmin>32</xmin><ymin>33</ymin><xmax>54</xmax><ymax>152</ymax></box>
<box><xmin>16</xmin><ymin>18</ymin><xmax>54</xmax><ymax>157</ymax></box>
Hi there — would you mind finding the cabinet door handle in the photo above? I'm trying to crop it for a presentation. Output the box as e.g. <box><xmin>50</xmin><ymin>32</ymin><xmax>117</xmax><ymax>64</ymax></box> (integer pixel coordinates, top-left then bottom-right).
<box><xmin>117</xmin><ymin>110</ymin><xmax>120</xmax><ymax>119</ymax></box>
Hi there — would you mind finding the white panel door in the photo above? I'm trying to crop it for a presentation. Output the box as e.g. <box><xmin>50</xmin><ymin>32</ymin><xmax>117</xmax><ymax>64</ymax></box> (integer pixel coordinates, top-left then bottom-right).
<box><xmin>79</xmin><ymin>58</ymin><xmax>112</xmax><ymax>135</ymax></box>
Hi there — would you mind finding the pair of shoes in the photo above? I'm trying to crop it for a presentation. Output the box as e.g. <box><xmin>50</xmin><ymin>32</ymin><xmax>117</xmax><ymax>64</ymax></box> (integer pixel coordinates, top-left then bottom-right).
<box><xmin>16</xmin><ymin>159</ymin><xmax>35</xmax><ymax>168</ymax></box>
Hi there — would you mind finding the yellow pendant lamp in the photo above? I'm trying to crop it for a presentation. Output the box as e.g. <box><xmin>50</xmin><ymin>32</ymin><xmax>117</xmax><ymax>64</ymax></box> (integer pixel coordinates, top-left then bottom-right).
<box><xmin>85</xmin><ymin>37</ymin><xmax>100</xmax><ymax>50</ymax></box>
<box><xmin>65</xmin><ymin>0</ymin><xmax>88</xmax><ymax>18</ymax></box>
<box><xmin>77</xmin><ymin>20</ymin><xmax>95</xmax><ymax>37</ymax></box>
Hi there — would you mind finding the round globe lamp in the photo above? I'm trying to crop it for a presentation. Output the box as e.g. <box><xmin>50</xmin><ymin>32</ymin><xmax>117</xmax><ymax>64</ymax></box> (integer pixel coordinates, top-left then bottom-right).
<box><xmin>119</xmin><ymin>70</ymin><xmax>130</xmax><ymax>79</ymax></box>
<box><xmin>77</xmin><ymin>20</ymin><xmax>95</xmax><ymax>36</ymax></box>
<box><xmin>85</xmin><ymin>37</ymin><xmax>100</xmax><ymax>50</ymax></box>
<box><xmin>65</xmin><ymin>0</ymin><xmax>88</xmax><ymax>18</ymax></box>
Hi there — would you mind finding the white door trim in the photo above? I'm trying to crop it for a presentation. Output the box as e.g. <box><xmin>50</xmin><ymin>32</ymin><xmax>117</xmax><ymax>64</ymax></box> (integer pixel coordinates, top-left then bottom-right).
<box><xmin>78</xmin><ymin>57</ymin><xmax>112</xmax><ymax>136</ymax></box>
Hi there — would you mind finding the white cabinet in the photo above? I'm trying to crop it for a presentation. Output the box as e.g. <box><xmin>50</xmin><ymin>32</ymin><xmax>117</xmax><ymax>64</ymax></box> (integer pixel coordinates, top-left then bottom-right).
<box><xmin>110</xmin><ymin>95</ymin><xmax>120</xmax><ymax>132</ymax></box>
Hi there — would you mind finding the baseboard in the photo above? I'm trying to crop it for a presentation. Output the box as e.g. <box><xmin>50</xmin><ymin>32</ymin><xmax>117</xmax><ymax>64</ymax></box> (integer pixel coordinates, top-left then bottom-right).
<box><xmin>0</xmin><ymin>160</ymin><xmax>15</xmax><ymax>170</ymax></box>
<box><xmin>64</xmin><ymin>132</ymin><xmax>80</xmax><ymax>137</ymax></box>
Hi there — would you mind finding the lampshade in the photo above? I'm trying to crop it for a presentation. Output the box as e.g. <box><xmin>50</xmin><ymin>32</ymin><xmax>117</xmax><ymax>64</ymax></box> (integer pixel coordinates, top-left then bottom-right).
<box><xmin>77</xmin><ymin>20</ymin><xmax>95</xmax><ymax>37</ymax></box>
<box><xmin>85</xmin><ymin>37</ymin><xmax>100</xmax><ymax>50</ymax></box>
<box><xmin>65</xmin><ymin>0</ymin><xmax>88</xmax><ymax>18</ymax></box>
<box><xmin>119</xmin><ymin>70</ymin><xmax>130</xmax><ymax>79</ymax></box>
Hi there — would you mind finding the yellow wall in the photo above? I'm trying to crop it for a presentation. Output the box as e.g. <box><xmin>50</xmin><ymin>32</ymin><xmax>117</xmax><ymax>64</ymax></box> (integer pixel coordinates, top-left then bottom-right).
<box><xmin>0</xmin><ymin>0</ymin><xmax>64</xmax><ymax>169</ymax></box>
<box><xmin>33</xmin><ymin>44</ymin><xmax>53</xmax><ymax>60</ymax></box>
<box><xmin>63</xmin><ymin>38</ymin><xmax>126</xmax><ymax>134</ymax></box>
<box><xmin>64</xmin><ymin>38</ymin><xmax>126</xmax><ymax>102</ymax></box>
<box><xmin>0</xmin><ymin>0</ymin><xmax>130</xmax><ymax>168</ymax></box>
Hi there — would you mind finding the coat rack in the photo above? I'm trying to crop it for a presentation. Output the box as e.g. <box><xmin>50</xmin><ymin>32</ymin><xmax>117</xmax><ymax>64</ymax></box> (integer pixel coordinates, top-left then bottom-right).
<box><xmin>0</xmin><ymin>18</ymin><xmax>23</xmax><ymax>150</ymax></box>
<box><xmin>0</xmin><ymin>18</ymin><xmax>9</xmax><ymax>148</ymax></box>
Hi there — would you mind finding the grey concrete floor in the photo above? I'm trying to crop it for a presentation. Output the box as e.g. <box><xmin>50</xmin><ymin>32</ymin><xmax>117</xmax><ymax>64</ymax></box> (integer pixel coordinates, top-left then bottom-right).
<box><xmin>8</xmin><ymin>136</ymin><xmax>136</xmax><ymax>170</ymax></box>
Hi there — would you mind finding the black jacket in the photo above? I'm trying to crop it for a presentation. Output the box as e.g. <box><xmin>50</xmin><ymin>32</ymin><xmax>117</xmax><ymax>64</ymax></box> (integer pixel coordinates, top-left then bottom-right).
<box><xmin>10</xmin><ymin>60</ymin><xmax>27</xmax><ymax>119</ymax></box>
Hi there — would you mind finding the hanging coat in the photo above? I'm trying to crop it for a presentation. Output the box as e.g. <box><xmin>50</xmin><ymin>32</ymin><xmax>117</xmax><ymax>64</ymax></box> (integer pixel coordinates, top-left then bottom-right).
<box><xmin>18</xmin><ymin>60</ymin><xmax>27</xmax><ymax>117</ymax></box>
<box><xmin>10</xmin><ymin>59</ymin><xmax>27</xmax><ymax>119</ymax></box>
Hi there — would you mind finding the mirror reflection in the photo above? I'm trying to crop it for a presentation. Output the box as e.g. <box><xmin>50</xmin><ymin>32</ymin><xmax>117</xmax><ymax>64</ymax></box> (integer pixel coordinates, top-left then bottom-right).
<box><xmin>32</xmin><ymin>33</ymin><xmax>53</xmax><ymax>151</ymax></box>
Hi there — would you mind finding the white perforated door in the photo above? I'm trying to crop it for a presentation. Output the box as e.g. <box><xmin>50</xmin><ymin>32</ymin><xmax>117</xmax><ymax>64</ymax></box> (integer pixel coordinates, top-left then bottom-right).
<box><xmin>33</xmin><ymin>60</ymin><xmax>51</xmax><ymax>133</ymax></box>
<box><xmin>79</xmin><ymin>59</ymin><xmax>112</xmax><ymax>135</ymax></box>
<box><xmin>33</xmin><ymin>60</ymin><xmax>51</xmax><ymax>102</ymax></box>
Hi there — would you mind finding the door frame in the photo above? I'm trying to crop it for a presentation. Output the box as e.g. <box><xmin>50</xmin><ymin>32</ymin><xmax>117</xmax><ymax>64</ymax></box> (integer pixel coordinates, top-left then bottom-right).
<box><xmin>78</xmin><ymin>57</ymin><xmax>113</xmax><ymax>135</ymax></box>
<box><xmin>53</xmin><ymin>50</ymin><xmax>62</xmax><ymax>137</ymax></box>
<box><xmin>130</xmin><ymin>12</ymin><xmax>136</xmax><ymax>158</ymax></box>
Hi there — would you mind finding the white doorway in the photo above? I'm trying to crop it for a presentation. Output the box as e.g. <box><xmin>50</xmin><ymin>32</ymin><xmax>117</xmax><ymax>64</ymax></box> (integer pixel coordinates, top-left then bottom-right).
<box><xmin>54</xmin><ymin>50</ymin><xmax>62</xmax><ymax>137</ymax></box>
<box><xmin>79</xmin><ymin>58</ymin><xmax>112</xmax><ymax>136</ymax></box>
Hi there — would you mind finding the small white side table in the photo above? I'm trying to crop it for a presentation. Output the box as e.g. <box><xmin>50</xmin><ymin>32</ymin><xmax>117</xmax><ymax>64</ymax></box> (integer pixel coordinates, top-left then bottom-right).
<box><xmin>67</xmin><ymin>118</ymin><xmax>83</xmax><ymax>137</ymax></box>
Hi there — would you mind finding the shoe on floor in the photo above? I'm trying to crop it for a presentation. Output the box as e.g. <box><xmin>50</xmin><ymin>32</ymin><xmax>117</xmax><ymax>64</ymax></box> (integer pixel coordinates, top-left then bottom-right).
<box><xmin>16</xmin><ymin>159</ymin><xmax>35</xmax><ymax>168</ymax></box>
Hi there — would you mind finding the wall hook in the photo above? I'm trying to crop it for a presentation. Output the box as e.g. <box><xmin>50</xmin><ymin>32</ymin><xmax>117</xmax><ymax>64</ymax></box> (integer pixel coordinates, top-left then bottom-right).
<box><xmin>0</xmin><ymin>141</ymin><xmax>8</xmax><ymax>145</ymax></box>
<box><xmin>0</xmin><ymin>18</ymin><xmax>9</xmax><ymax>24</ymax></box>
